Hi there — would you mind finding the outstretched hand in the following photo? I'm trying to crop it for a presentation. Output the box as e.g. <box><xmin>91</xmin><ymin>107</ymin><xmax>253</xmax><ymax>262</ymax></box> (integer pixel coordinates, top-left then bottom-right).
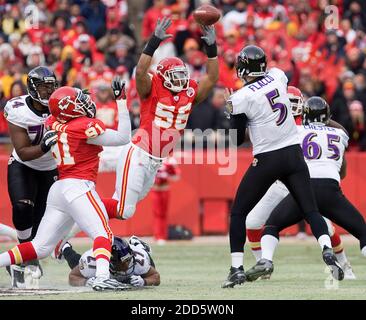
<box><xmin>200</xmin><ymin>25</ymin><xmax>216</xmax><ymax>46</ymax></box>
<box><xmin>111</xmin><ymin>76</ymin><xmax>126</xmax><ymax>100</ymax></box>
<box><xmin>154</xmin><ymin>16</ymin><xmax>173</xmax><ymax>40</ymax></box>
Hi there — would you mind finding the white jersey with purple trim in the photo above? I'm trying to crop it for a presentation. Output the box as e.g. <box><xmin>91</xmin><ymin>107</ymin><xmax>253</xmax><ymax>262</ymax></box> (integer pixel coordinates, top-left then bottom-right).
<box><xmin>228</xmin><ymin>67</ymin><xmax>299</xmax><ymax>155</ymax></box>
<box><xmin>79</xmin><ymin>244</ymin><xmax>152</xmax><ymax>280</ymax></box>
<box><xmin>297</xmin><ymin>124</ymin><xmax>348</xmax><ymax>183</ymax></box>
<box><xmin>4</xmin><ymin>95</ymin><xmax>56</xmax><ymax>171</ymax></box>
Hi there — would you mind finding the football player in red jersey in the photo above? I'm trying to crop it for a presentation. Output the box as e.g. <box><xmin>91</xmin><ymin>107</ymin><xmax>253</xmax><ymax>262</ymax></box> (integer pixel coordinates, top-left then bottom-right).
<box><xmin>102</xmin><ymin>17</ymin><xmax>219</xmax><ymax>221</ymax></box>
<box><xmin>0</xmin><ymin>78</ymin><xmax>133</xmax><ymax>291</ymax></box>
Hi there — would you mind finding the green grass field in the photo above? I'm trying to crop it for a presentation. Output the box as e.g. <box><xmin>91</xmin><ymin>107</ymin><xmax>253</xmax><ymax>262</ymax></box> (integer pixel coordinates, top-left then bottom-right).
<box><xmin>0</xmin><ymin>237</ymin><xmax>365</xmax><ymax>300</ymax></box>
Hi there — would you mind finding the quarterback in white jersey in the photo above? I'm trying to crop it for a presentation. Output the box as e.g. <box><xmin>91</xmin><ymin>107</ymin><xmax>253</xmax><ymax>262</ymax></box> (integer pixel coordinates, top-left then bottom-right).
<box><xmin>246</xmin><ymin>96</ymin><xmax>366</xmax><ymax>282</ymax></box>
<box><xmin>62</xmin><ymin>236</ymin><xmax>160</xmax><ymax>288</ymax></box>
<box><xmin>223</xmin><ymin>45</ymin><xmax>340</xmax><ymax>288</ymax></box>
<box><xmin>229</xmin><ymin>67</ymin><xmax>299</xmax><ymax>155</ymax></box>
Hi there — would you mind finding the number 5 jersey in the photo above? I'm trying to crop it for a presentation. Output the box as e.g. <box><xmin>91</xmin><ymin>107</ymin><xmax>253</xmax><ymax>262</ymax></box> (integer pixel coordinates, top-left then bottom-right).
<box><xmin>228</xmin><ymin>67</ymin><xmax>299</xmax><ymax>156</ymax></box>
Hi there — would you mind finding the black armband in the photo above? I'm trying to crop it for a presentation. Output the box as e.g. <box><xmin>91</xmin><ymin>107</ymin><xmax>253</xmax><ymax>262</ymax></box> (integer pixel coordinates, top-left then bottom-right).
<box><xmin>143</xmin><ymin>35</ymin><xmax>162</xmax><ymax>56</ymax></box>
<box><xmin>203</xmin><ymin>42</ymin><xmax>218</xmax><ymax>58</ymax></box>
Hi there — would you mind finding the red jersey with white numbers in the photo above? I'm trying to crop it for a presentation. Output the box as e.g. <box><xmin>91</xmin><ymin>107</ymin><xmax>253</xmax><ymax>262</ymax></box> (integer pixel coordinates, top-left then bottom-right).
<box><xmin>46</xmin><ymin>116</ymin><xmax>106</xmax><ymax>183</ymax></box>
<box><xmin>131</xmin><ymin>74</ymin><xmax>198</xmax><ymax>158</ymax></box>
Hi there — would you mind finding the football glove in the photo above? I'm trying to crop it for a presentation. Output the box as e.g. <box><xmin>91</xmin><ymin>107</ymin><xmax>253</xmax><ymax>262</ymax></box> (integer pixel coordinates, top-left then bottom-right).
<box><xmin>86</xmin><ymin>276</ymin><xmax>96</xmax><ymax>287</ymax></box>
<box><xmin>201</xmin><ymin>25</ymin><xmax>216</xmax><ymax>46</ymax></box>
<box><xmin>154</xmin><ymin>17</ymin><xmax>173</xmax><ymax>41</ymax></box>
<box><xmin>40</xmin><ymin>130</ymin><xmax>58</xmax><ymax>153</ymax></box>
<box><xmin>129</xmin><ymin>275</ymin><xmax>145</xmax><ymax>287</ymax></box>
<box><xmin>111</xmin><ymin>76</ymin><xmax>126</xmax><ymax>100</ymax></box>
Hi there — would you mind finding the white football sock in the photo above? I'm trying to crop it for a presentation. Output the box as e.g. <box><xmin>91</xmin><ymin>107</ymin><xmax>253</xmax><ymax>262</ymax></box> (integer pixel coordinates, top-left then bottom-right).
<box><xmin>251</xmin><ymin>249</ymin><xmax>262</xmax><ymax>262</ymax></box>
<box><xmin>0</xmin><ymin>252</ymin><xmax>12</xmax><ymax>267</ymax></box>
<box><xmin>95</xmin><ymin>258</ymin><xmax>110</xmax><ymax>278</ymax></box>
<box><xmin>231</xmin><ymin>252</ymin><xmax>243</xmax><ymax>268</ymax></box>
<box><xmin>0</xmin><ymin>224</ymin><xmax>17</xmax><ymax>241</ymax></box>
<box><xmin>318</xmin><ymin>235</ymin><xmax>332</xmax><ymax>250</ymax></box>
<box><xmin>335</xmin><ymin>251</ymin><xmax>348</xmax><ymax>266</ymax></box>
<box><xmin>261</xmin><ymin>235</ymin><xmax>278</xmax><ymax>261</ymax></box>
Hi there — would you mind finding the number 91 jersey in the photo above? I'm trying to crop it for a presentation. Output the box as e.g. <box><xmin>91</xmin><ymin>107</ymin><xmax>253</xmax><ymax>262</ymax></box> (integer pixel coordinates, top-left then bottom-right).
<box><xmin>46</xmin><ymin>116</ymin><xmax>106</xmax><ymax>183</ymax></box>
<box><xmin>132</xmin><ymin>73</ymin><xmax>198</xmax><ymax>158</ymax></box>
<box><xmin>298</xmin><ymin>124</ymin><xmax>348</xmax><ymax>183</ymax></box>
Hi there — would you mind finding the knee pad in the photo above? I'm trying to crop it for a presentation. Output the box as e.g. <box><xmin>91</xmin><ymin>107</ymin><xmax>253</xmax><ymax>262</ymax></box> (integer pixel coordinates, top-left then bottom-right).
<box><xmin>12</xmin><ymin>200</ymin><xmax>34</xmax><ymax>230</ymax></box>
<box><xmin>263</xmin><ymin>225</ymin><xmax>280</xmax><ymax>239</ymax></box>
<box><xmin>246</xmin><ymin>213</ymin><xmax>265</xmax><ymax>230</ymax></box>
<box><xmin>122</xmin><ymin>205</ymin><xmax>136</xmax><ymax>220</ymax></box>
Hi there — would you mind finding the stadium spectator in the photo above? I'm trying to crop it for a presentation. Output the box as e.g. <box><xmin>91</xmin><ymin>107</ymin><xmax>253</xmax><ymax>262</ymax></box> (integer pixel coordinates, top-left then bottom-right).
<box><xmin>0</xmin><ymin>0</ymin><xmax>365</xmax><ymax>150</ymax></box>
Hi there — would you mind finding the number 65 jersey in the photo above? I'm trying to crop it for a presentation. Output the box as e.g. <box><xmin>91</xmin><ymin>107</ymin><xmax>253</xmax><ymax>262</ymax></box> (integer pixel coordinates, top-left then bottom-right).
<box><xmin>298</xmin><ymin>124</ymin><xmax>348</xmax><ymax>183</ymax></box>
<box><xmin>228</xmin><ymin>68</ymin><xmax>299</xmax><ymax>156</ymax></box>
<box><xmin>132</xmin><ymin>73</ymin><xmax>198</xmax><ymax>158</ymax></box>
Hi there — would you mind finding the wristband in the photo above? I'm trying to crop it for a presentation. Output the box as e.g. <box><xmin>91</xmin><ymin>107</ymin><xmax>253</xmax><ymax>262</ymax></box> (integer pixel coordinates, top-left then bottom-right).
<box><xmin>40</xmin><ymin>142</ymin><xmax>50</xmax><ymax>153</ymax></box>
<box><xmin>204</xmin><ymin>42</ymin><xmax>218</xmax><ymax>58</ymax></box>
<box><xmin>143</xmin><ymin>35</ymin><xmax>162</xmax><ymax>56</ymax></box>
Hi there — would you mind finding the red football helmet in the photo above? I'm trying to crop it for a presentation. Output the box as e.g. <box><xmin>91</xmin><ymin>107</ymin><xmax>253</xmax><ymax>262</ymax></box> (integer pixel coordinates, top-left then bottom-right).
<box><xmin>49</xmin><ymin>86</ymin><xmax>96</xmax><ymax>123</ymax></box>
<box><xmin>287</xmin><ymin>86</ymin><xmax>304</xmax><ymax>117</ymax></box>
<box><xmin>156</xmin><ymin>57</ymin><xmax>190</xmax><ymax>93</ymax></box>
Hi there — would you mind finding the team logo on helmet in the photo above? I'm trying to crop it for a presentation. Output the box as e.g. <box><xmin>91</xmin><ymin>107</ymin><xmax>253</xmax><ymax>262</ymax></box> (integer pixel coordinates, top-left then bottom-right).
<box><xmin>58</xmin><ymin>96</ymin><xmax>72</xmax><ymax>110</ymax></box>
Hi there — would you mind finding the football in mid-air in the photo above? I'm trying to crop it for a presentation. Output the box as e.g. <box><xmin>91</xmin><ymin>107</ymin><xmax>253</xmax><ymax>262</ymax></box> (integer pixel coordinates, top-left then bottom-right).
<box><xmin>193</xmin><ymin>4</ymin><xmax>221</xmax><ymax>26</ymax></box>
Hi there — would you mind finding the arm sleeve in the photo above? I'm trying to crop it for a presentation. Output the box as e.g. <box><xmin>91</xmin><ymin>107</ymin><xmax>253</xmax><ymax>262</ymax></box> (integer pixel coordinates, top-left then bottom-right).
<box><xmin>87</xmin><ymin>99</ymin><xmax>131</xmax><ymax>146</ymax></box>
<box><xmin>230</xmin><ymin>113</ymin><xmax>248</xmax><ymax>146</ymax></box>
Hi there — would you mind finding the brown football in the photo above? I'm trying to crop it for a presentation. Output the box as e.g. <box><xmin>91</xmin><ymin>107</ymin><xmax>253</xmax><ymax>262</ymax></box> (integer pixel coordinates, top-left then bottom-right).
<box><xmin>193</xmin><ymin>4</ymin><xmax>221</xmax><ymax>26</ymax></box>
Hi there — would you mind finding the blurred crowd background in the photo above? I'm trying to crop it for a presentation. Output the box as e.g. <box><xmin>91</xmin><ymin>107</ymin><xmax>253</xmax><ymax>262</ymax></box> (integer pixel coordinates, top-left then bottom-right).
<box><xmin>0</xmin><ymin>0</ymin><xmax>366</xmax><ymax>150</ymax></box>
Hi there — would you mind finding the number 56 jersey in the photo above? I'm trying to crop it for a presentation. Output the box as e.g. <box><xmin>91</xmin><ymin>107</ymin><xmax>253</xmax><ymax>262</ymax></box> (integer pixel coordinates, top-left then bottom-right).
<box><xmin>298</xmin><ymin>124</ymin><xmax>348</xmax><ymax>183</ymax></box>
<box><xmin>228</xmin><ymin>68</ymin><xmax>299</xmax><ymax>156</ymax></box>
<box><xmin>132</xmin><ymin>74</ymin><xmax>198</xmax><ymax>158</ymax></box>
<box><xmin>46</xmin><ymin>116</ymin><xmax>106</xmax><ymax>183</ymax></box>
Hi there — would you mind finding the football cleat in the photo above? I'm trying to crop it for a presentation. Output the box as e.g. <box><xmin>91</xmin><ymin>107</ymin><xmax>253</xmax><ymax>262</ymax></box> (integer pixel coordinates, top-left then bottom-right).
<box><xmin>92</xmin><ymin>277</ymin><xmax>132</xmax><ymax>291</ymax></box>
<box><xmin>6</xmin><ymin>264</ymin><xmax>26</xmax><ymax>288</ymax></box>
<box><xmin>322</xmin><ymin>247</ymin><xmax>344</xmax><ymax>281</ymax></box>
<box><xmin>245</xmin><ymin>258</ymin><xmax>274</xmax><ymax>282</ymax></box>
<box><xmin>342</xmin><ymin>262</ymin><xmax>356</xmax><ymax>280</ymax></box>
<box><xmin>221</xmin><ymin>266</ymin><xmax>246</xmax><ymax>288</ymax></box>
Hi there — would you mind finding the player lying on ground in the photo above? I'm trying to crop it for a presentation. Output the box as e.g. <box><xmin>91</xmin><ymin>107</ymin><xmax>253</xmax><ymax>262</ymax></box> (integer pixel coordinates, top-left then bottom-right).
<box><xmin>245</xmin><ymin>97</ymin><xmax>366</xmax><ymax>282</ymax></box>
<box><xmin>246</xmin><ymin>87</ymin><xmax>355</xmax><ymax>280</ymax></box>
<box><xmin>0</xmin><ymin>78</ymin><xmax>132</xmax><ymax>291</ymax></box>
<box><xmin>58</xmin><ymin>236</ymin><xmax>160</xmax><ymax>287</ymax></box>
<box><xmin>101</xmin><ymin>17</ymin><xmax>219</xmax><ymax>222</ymax></box>
<box><xmin>222</xmin><ymin>45</ymin><xmax>342</xmax><ymax>289</ymax></box>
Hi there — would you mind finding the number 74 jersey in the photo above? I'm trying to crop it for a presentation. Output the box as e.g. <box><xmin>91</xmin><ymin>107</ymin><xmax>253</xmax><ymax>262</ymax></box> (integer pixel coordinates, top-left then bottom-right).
<box><xmin>132</xmin><ymin>74</ymin><xmax>198</xmax><ymax>158</ymax></box>
<box><xmin>298</xmin><ymin>124</ymin><xmax>349</xmax><ymax>183</ymax></box>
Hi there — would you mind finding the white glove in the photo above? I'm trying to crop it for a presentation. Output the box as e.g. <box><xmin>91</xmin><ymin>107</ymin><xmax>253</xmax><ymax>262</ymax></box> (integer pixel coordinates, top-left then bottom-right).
<box><xmin>129</xmin><ymin>275</ymin><xmax>145</xmax><ymax>287</ymax></box>
<box><xmin>85</xmin><ymin>277</ymin><xmax>96</xmax><ymax>287</ymax></box>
